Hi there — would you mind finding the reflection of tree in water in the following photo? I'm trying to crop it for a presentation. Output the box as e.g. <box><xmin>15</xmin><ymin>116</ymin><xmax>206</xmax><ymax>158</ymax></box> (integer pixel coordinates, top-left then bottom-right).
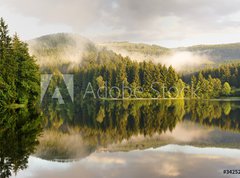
<box><xmin>186</xmin><ymin>101</ymin><xmax>240</xmax><ymax>131</ymax></box>
<box><xmin>78</xmin><ymin>100</ymin><xmax>185</xmax><ymax>146</ymax></box>
<box><xmin>0</xmin><ymin>108</ymin><xmax>41</xmax><ymax>178</ymax></box>
<box><xmin>41</xmin><ymin>100</ymin><xmax>185</xmax><ymax>150</ymax></box>
<box><xmin>39</xmin><ymin>100</ymin><xmax>240</xmax><ymax>161</ymax></box>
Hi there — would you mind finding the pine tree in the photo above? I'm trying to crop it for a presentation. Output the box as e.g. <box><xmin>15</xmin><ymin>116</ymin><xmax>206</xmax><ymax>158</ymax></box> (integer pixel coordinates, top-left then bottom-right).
<box><xmin>12</xmin><ymin>35</ymin><xmax>40</xmax><ymax>106</ymax></box>
<box><xmin>0</xmin><ymin>18</ymin><xmax>17</xmax><ymax>104</ymax></box>
<box><xmin>167</xmin><ymin>65</ymin><xmax>178</xmax><ymax>88</ymax></box>
<box><xmin>0</xmin><ymin>18</ymin><xmax>40</xmax><ymax>107</ymax></box>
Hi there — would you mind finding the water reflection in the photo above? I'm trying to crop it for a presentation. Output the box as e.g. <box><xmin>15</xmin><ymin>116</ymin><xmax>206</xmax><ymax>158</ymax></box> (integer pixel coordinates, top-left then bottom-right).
<box><xmin>13</xmin><ymin>146</ymin><xmax>240</xmax><ymax>178</ymax></box>
<box><xmin>0</xmin><ymin>108</ymin><xmax>41</xmax><ymax>178</ymax></box>
<box><xmin>36</xmin><ymin>100</ymin><xmax>240</xmax><ymax>161</ymax></box>
<box><xmin>3</xmin><ymin>100</ymin><xmax>240</xmax><ymax>178</ymax></box>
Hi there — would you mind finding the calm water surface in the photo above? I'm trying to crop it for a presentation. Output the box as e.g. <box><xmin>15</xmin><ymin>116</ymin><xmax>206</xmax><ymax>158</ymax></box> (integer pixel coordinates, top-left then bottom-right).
<box><xmin>1</xmin><ymin>100</ymin><xmax>240</xmax><ymax>178</ymax></box>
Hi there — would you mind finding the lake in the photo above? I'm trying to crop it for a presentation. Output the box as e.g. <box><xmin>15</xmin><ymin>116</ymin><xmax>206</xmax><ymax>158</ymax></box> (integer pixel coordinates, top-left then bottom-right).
<box><xmin>1</xmin><ymin>100</ymin><xmax>240</xmax><ymax>178</ymax></box>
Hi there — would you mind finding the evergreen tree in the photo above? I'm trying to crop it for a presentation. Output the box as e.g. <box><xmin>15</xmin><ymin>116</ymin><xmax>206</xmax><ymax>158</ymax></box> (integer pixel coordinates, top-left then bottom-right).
<box><xmin>0</xmin><ymin>18</ymin><xmax>40</xmax><ymax>107</ymax></box>
<box><xmin>12</xmin><ymin>35</ymin><xmax>40</xmax><ymax>106</ymax></box>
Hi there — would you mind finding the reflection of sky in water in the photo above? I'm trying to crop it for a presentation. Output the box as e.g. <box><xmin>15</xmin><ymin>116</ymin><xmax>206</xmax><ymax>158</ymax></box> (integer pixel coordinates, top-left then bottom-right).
<box><xmin>103</xmin><ymin>121</ymin><xmax>240</xmax><ymax>151</ymax></box>
<box><xmin>10</xmin><ymin>101</ymin><xmax>240</xmax><ymax>178</ymax></box>
<box><xmin>12</xmin><ymin>145</ymin><xmax>240</xmax><ymax>178</ymax></box>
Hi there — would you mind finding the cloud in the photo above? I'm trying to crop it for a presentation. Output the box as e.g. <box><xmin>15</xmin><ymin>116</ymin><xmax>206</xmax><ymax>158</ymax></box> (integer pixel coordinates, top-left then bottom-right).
<box><xmin>97</xmin><ymin>0</ymin><xmax>240</xmax><ymax>42</ymax></box>
<box><xmin>1</xmin><ymin>0</ymin><xmax>240</xmax><ymax>46</ymax></box>
<box><xmin>1</xmin><ymin>0</ymin><xmax>108</xmax><ymax>30</ymax></box>
<box><xmin>154</xmin><ymin>162</ymin><xmax>180</xmax><ymax>177</ymax></box>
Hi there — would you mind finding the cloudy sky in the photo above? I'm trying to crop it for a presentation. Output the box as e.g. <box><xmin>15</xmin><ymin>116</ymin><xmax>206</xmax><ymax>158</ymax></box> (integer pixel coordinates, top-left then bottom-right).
<box><xmin>1</xmin><ymin>0</ymin><xmax>240</xmax><ymax>47</ymax></box>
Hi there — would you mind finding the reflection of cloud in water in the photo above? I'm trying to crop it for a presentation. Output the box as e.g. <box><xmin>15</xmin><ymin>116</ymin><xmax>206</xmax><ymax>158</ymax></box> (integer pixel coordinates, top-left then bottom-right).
<box><xmin>161</xmin><ymin>121</ymin><xmax>212</xmax><ymax>142</ymax></box>
<box><xmin>154</xmin><ymin>162</ymin><xmax>180</xmax><ymax>177</ymax></box>
<box><xmin>113</xmin><ymin>121</ymin><xmax>212</xmax><ymax>145</ymax></box>
<box><xmin>14</xmin><ymin>145</ymin><xmax>240</xmax><ymax>178</ymax></box>
<box><xmin>148</xmin><ymin>144</ymin><xmax>240</xmax><ymax>158</ymax></box>
<box><xmin>85</xmin><ymin>156</ymin><xmax>125</xmax><ymax>165</ymax></box>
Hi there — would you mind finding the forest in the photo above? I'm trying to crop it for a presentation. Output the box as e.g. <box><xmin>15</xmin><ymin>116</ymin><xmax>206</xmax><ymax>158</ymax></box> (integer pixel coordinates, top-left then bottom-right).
<box><xmin>42</xmin><ymin>47</ymin><xmax>232</xmax><ymax>100</ymax></box>
<box><xmin>0</xmin><ymin>18</ymin><xmax>239</xmax><ymax>108</ymax></box>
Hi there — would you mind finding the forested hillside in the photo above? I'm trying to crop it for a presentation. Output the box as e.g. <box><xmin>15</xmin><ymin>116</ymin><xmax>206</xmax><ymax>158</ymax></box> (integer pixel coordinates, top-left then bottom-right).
<box><xmin>182</xmin><ymin>43</ymin><xmax>240</xmax><ymax>62</ymax></box>
<box><xmin>184</xmin><ymin>63</ymin><xmax>240</xmax><ymax>88</ymax></box>
<box><xmin>100</xmin><ymin>41</ymin><xmax>240</xmax><ymax>64</ymax></box>
<box><xmin>1</xmin><ymin>18</ymin><xmax>240</xmax><ymax>108</ymax></box>
<box><xmin>29</xmin><ymin>34</ymin><xmax>229</xmax><ymax>100</ymax></box>
<box><xmin>99</xmin><ymin>42</ymin><xmax>171</xmax><ymax>56</ymax></box>
<box><xmin>28</xmin><ymin>33</ymin><xmax>97</xmax><ymax>68</ymax></box>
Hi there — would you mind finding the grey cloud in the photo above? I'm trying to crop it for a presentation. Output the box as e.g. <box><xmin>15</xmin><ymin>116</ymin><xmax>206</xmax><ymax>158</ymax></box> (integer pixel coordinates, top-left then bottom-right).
<box><xmin>103</xmin><ymin>0</ymin><xmax>240</xmax><ymax>37</ymax></box>
<box><xmin>1</xmin><ymin>0</ymin><xmax>240</xmax><ymax>43</ymax></box>
<box><xmin>3</xmin><ymin>0</ymin><xmax>108</xmax><ymax>29</ymax></box>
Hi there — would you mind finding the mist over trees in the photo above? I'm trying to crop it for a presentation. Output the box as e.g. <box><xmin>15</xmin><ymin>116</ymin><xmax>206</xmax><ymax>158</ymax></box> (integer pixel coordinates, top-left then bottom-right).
<box><xmin>1</xmin><ymin>17</ymin><xmax>240</xmax><ymax>106</ymax></box>
<box><xmin>41</xmin><ymin>46</ymin><xmax>228</xmax><ymax>100</ymax></box>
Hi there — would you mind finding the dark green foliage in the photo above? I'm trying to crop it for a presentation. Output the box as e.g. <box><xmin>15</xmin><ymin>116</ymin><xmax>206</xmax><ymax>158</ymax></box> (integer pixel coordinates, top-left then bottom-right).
<box><xmin>74</xmin><ymin>55</ymin><xmax>182</xmax><ymax>98</ymax></box>
<box><xmin>41</xmin><ymin>42</ymin><xmax>229</xmax><ymax>99</ymax></box>
<box><xmin>187</xmin><ymin>72</ymin><xmax>222</xmax><ymax>99</ymax></box>
<box><xmin>200</xmin><ymin>63</ymin><xmax>240</xmax><ymax>88</ymax></box>
<box><xmin>0</xmin><ymin>18</ymin><xmax>40</xmax><ymax>107</ymax></box>
<box><xmin>0</xmin><ymin>108</ymin><xmax>41</xmax><ymax>177</ymax></box>
<box><xmin>28</xmin><ymin>33</ymin><xmax>238</xmax><ymax>100</ymax></box>
<box><xmin>40</xmin><ymin>45</ymin><xmax>184</xmax><ymax>99</ymax></box>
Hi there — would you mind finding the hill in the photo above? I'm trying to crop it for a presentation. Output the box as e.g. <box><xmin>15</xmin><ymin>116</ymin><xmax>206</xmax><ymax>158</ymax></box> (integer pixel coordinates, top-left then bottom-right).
<box><xmin>181</xmin><ymin>43</ymin><xmax>240</xmax><ymax>62</ymax></box>
<box><xmin>28</xmin><ymin>33</ymin><xmax>97</xmax><ymax>68</ymax></box>
<box><xmin>27</xmin><ymin>33</ymin><xmax>240</xmax><ymax>71</ymax></box>
<box><xmin>99</xmin><ymin>41</ymin><xmax>212</xmax><ymax>70</ymax></box>
<box><xmin>98</xmin><ymin>41</ymin><xmax>171</xmax><ymax>56</ymax></box>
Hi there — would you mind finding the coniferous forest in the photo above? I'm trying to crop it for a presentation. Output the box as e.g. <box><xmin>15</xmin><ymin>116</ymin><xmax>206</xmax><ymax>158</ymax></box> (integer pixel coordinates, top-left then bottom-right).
<box><xmin>1</xmin><ymin>17</ymin><xmax>240</xmax><ymax>110</ymax></box>
<box><xmin>1</xmin><ymin>18</ymin><xmax>240</xmax><ymax>109</ymax></box>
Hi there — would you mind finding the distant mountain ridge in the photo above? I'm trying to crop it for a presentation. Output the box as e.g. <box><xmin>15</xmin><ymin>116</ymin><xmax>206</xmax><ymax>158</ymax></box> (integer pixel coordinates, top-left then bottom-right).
<box><xmin>181</xmin><ymin>43</ymin><xmax>240</xmax><ymax>62</ymax></box>
<box><xmin>27</xmin><ymin>33</ymin><xmax>240</xmax><ymax>70</ymax></box>
<box><xmin>100</xmin><ymin>41</ymin><xmax>240</xmax><ymax>62</ymax></box>
<box><xmin>98</xmin><ymin>41</ymin><xmax>171</xmax><ymax>56</ymax></box>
